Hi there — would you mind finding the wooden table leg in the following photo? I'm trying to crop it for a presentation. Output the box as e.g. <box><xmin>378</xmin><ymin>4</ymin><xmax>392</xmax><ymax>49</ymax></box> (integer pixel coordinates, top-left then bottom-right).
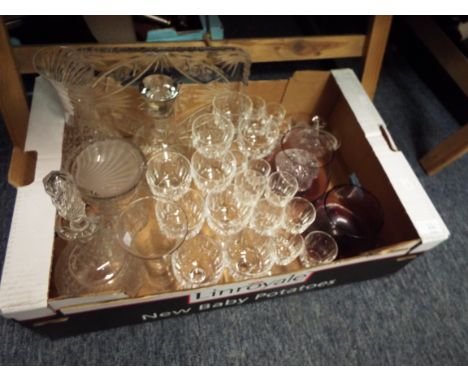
<box><xmin>420</xmin><ymin>124</ymin><xmax>468</xmax><ymax>176</ymax></box>
<box><xmin>0</xmin><ymin>16</ymin><xmax>30</xmax><ymax>150</ymax></box>
<box><xmin>361</xmin><ymin>16</ymin><xmax>393</xmax><ymax>99</ymax></box>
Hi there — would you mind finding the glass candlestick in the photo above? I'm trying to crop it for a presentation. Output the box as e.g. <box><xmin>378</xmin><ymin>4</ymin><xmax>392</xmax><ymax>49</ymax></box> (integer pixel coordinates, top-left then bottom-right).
<box><xmin>43</xmin><ymin>170</ymin><xmax>99</xmax><ymax>241</ymax></box>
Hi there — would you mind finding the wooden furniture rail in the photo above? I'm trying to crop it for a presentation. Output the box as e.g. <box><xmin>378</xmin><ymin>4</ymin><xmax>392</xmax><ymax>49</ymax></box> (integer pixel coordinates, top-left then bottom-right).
<box><xmin>406</xmin><ymin>16</ymin><xmax>468</xmax><ymax>176</ymax></box>
<box><xmin>0</xmin><ymin>16</ymin><xmax>392</xmax><ymax>163</ymax></box>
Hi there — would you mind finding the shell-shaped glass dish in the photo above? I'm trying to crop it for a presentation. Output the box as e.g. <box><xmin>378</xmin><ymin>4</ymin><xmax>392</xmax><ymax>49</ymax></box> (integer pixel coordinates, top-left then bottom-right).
<box><xmin>69</xmin><ymin>138</ymin><xmax>145</xmax><ymax>203</ymax></box>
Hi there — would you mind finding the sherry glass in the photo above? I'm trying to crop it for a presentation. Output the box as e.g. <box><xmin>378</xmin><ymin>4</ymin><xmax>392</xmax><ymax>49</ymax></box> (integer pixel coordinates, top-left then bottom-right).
<box><xmin>191</xmin><ymin>150</ymin><xmax>237</xmax><ymax>194</ymax></box>
<box><xmin>273</xmin><ymin>229</ymin><xmax>305</xmax><ymax>266</ymax></box>
<box><xmin>265</xmin><ymin>171</ymin><xmax>298</xmax><ymax>207</ymax></box>
<box><xmin>172</xmin><ymin>234</ymin><xmax>225</xmax><ymax>289</ymax></box>
<box><xmin>212</xmin><ymin>91</ymin><xmax>253</xmax><ymax>134</ymax></box>
<box><xmin>192</xmin><ymin>113</ymin><xmax>235</xmax><ymax>158</ymax></box>
<box><xmin>249</xmin><ymin>198</ymin><xmax>284</xmax><ymax>235</ymax></box>
<box><xmin>206</xmin><ymin>184</ymin><xmax>252</xmax><ymax>236</ymax></box>
<box><xmin>177</xmin><ymin>188</ymin><xmax>206</xmax><ymax>239</ymax></box>
<box><xmin>233</xmin><ymin>169</ymin><xmax>268</xmax><ymax>206</ymax></box>
<box><xmin>146</xmin><ymin>150</ymin><xmax>192</xmax><ymax>200</ymax></box>
<box><xmin>226</xmin><ymin>228</ymin><xmax>276</xmax><ymax>281</ymax></box>
<box><xmin>283</xmin><ymin>197</ymin><xmax>316</xmax><ymax>234</ymax></box>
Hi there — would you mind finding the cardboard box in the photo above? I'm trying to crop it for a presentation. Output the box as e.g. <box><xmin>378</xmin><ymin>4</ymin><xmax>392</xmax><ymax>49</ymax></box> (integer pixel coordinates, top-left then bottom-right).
<box><xmin>0</xmin><ymin>69</ymin><xmax>450</xmax><ymax>336</ymax></box>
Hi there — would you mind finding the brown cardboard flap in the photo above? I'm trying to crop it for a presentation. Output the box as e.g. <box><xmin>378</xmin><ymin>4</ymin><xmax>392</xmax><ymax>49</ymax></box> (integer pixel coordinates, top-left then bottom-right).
<box><xmin>281</xmin><ymin>71</ymin><xmax>340</xmax><ymax>117</ymax></box>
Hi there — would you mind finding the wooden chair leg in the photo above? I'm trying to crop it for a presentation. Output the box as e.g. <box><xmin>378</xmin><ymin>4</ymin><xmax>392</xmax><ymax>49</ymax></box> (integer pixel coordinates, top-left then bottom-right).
<box><xmin>361</xmin><ymin>16</ymin><xmax>393</xmax><ymax>99</ymax></box>
<box><xmin>420</xmin><ymin>124</ymin><xmax>468</xmax><ymax>176</ymax></box>
<box><xmin>0</xmin><ymin>16</ymin><xmax>30</xmax><ymax>150</ymax></box>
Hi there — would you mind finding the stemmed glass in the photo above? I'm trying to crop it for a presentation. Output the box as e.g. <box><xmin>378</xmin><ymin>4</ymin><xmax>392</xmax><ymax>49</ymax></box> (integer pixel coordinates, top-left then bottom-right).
<box><xmin>115</xmin><ymin>196</ymin><xmax>188</xmax><ymax>291</ymax></box>
<box><xmin>283</xmin><ymin>197</ymin><xmax>316</xmax><ymax>234</ymax></box>
<box><xmin>172</xmin><ymin>234</ymin><xmax>225</xmax><ymax>289</ymax></box>
<box><xmin>206</xmin><ymin>184</ymin><xmax>252</xmax><ymax>236</ymax></box>
<box><xmin>249</xmin><ymin>198</ymin><xmax>284</xmax><ymax>235</ymax></box>
<box><xmin>146</xmin><ymin>150</ymin><xmax>192</xmax><ymax>200</ymax></box>
<box><xmin>177</xmin><ymin>188</ymin><xmax>206</xmax><ymax>239</ymax></box>
<box><xmin>191</xmin><ymin>150</ymin><xmax>237</xmax><ymax>194</ymax></box>
<box><xmin>265</xmin><ymin>171</ymin><xmax>298</xmax><ymax>207</ymax></box>
<box><xmin>192</xmin><ymin>113</ymin><xmax>235</xmax><ymax>158</ymax></box>
<box><xmin>233</xmin><ymin>169</ymin><xmax>268</xmax><ymax>206</ymax></box>
<box><xmin>273</xmin><ymin>229</ymin><xmax>305</xmax><ymax>266</ymax></box>
<box><xmin>212</xmin><ymin>91</ymin><xmax>253</xmax><ymax>134</ymax></box>
<box><xmin>226</xmin><ymin>228</ymin><xmax>276</xmax><ymax>281</ymax></box>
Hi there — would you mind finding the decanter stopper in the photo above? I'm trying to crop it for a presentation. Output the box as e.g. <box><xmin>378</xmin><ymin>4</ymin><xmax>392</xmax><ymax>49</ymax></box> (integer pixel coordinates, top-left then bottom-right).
<box><xmin>140</xmin><ymin>74</ymin><xmax>179</xmax><ymax>119</ymax></box>
<box><xmin>43</xmin><ymin>170</ymin><xmax>99</xmax><ymax>241</ymax></box>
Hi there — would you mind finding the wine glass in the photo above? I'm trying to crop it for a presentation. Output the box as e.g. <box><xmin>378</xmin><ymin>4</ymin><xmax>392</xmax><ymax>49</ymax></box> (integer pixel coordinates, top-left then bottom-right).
<box><xmin>265</xmin><ymin>171</ymin><xmax>298</xmax><ymax>207</ymax></box>
<box><xmin>192</xmin><ymin>113</ymin><xmax>235</xmax><ymax>158</ymax></box>
<box><xmin>146</xmin><ymin>150</ymin><xmax>192</xmax><ymax>200</ymax></box>
<box><xmin>191</xmin><ymin>150</ymin><xmax>237</xmax><ymax>194</ymax></box>
<box><xmin>114</xmin><ymin>196</ymin><xmax>188</xmax><ymax>292</ymax></box>
<box><xmin>172</xmin><ymin>234</ymin><xmax>225</xmax><ymax>289</ymax></box>
<box><xmin>206</xmin><ymin>185</ymin><xmax>252</xmax><ymax>236</ymax></box>
<box><xmin>273</xmin><ymin>229</ymin><xmax>305</xmax><ymax>266</ymax></box>
<box><xmin>283</xmin><ymin>197</ymin><xmax>316</xmax><ymax>234</ymax></box>
<box><xmin>226</xmin><ymin>228</ymin><xmax>276</xmax><ymax>281</ymax></box>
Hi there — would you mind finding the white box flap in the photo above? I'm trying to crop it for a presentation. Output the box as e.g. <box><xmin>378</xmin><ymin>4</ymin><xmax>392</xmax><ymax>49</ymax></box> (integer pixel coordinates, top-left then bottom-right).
<box><xmin>0</xmin><ymin>77</ymin><xmax>63</xmax><ymax>320</ymax></box>
<box><xmin>331</xmin><ymin>69</ymin><xmax>450</xmax><ymax>252</ymax></box>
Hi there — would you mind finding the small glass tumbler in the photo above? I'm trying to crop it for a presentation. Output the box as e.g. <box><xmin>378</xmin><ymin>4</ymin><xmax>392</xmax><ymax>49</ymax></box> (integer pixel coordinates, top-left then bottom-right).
<box><xmin>177</xmin><ymin>188</ymin><xmax>206</xmax><ymax>239</ymax></box>
<box><xmin>191</xmin><ymin>150</ymin><xmax>237</xmax><ymax>194</ymax></box>
<box><xmin>212</xmin><ymin>91</ymin><xmax>253</xmax><ymax>133</ymax></box>
<box><xmin>206</xmin><ymin>185</ymin><xmax>252</xmax><ymax>236</ymax></box>
<box><xmin>140</xmin><ymin>74</ymin><xmax>179</xmax><ymax>118</ymax></box>
<box><xmin>172</xmin><ymin>234</ymin><xmax>225</xmax><ymax>289</ymax></box>
<box><xmin>283</xmin><ymin>197</ymin><xmax>316</xmax><ymax>234</ymax></box>
<box><xmin>234</xmin><ymin>169</ymin><xmax>268</xmax><ymax>206</ymax></box>
<box><xmin>249</xmin><ymin>198</ymin><xmax>284</xmax><ymax>235</ymax></box>
<box><xmin>146</xmin><ymin>150</ymin><xmax>192</xmax><ymax>200</ymax></box>
<box><xmin>192</xmin><ymin>113</ymin><xmax>234</xmax><ymax>158</ymax></box>
<box><xmin>273</xmin><ymin>229</ymin><xmax>305</xmax><ymax>266</ymax></box>
<box><xmin>300</xmin><ymin>231</ymin><xmax>338</xmax><ymax>267</ymax></box>
<box><xmin>247</xmin><ymin>158</ymin><xmax>271</xmax><ymax>177</ymax></box>
<box><xmin>226</xmin><ymin>228</ymin><xmax>276</xmax><ymax>281</ymax></box>
<box><xmin>115</xmin><ymin>196</ymin><xmax>187</xmax><ymax>291</ymax></box>
<box><xmin>265</xmin><ymin>171</ymin><xmax>299</xmax><ymax>207</ymax></box>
